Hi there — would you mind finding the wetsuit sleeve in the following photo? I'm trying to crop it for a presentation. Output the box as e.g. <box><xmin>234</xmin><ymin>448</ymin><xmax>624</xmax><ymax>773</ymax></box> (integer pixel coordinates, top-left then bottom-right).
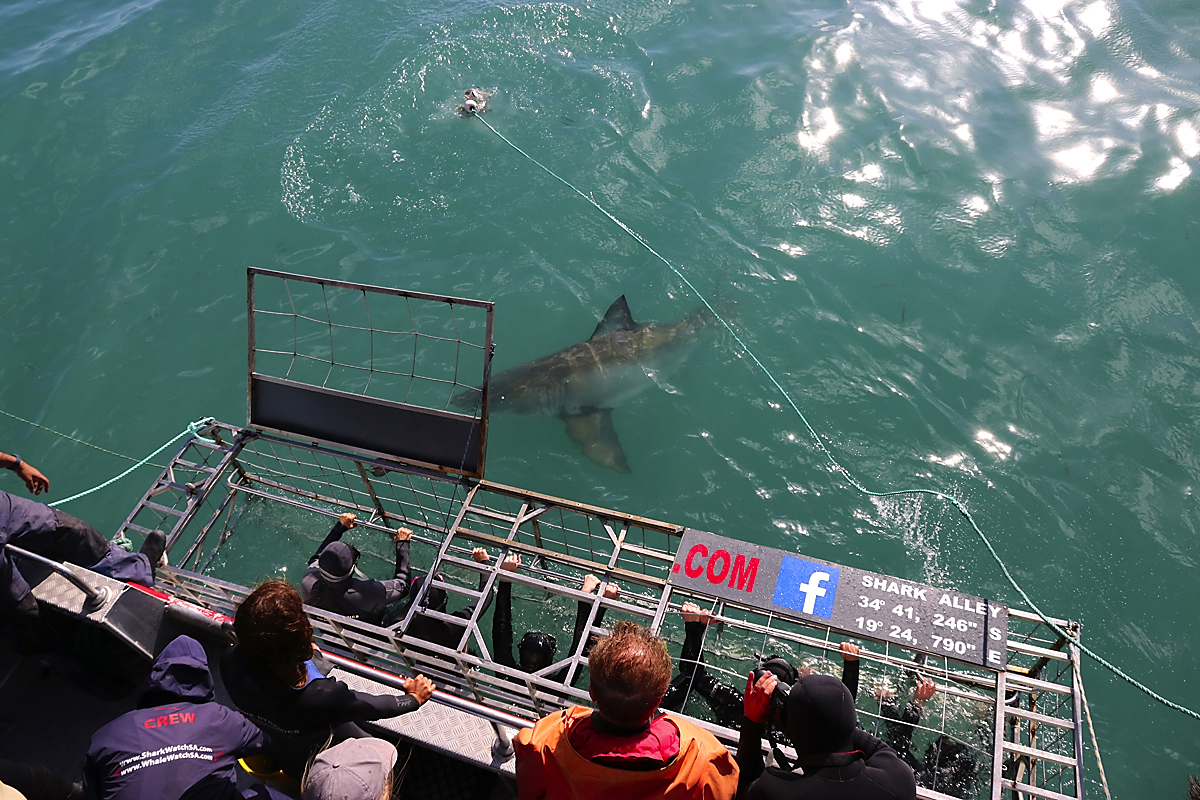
<box><xmin>547</xmin><ymin>597</ymin><xmax>599</xmax><ymax>684</ymax></box>
<box><xmin>679</xmin><ymin>621</ymin><xmax>707</xmax><ymax>680</ymax></box>
<box><xmin>493</xmin><ymin>579</ymin><xmax>517</xmax><ymax>669</ymax></box>
<box><xmin>735</xmin><ymin>718</ymin><xmax>767</xmax><ymax>797</ymax></box>
<box><xmin>840</xmin><ymin>657</ymin><xmax>860</xmax><ymax>700</ymax></box>
<box><xmin>881</xmin><ymin>698</ymin><xmax>922</xmax><ymax>767</ymax></box>
<box><xmin>302</xmin><ymin>676</ymin><xmax>420</xmax><ymax>726</ymax></box>
<box><xmin>374</xmin><ymin>539</ymin><xmax>413</xmax><ymax>606</ymax></box>
<box><xmin>662</xmin><ymin>621</ymin><xmax>708</xmax><ymax>709</ymax></box>
<box><xmin>309</xmin><ymin>522</ymin><xmax>348</xmax><ymax>565</ymax></box>
<box><xmin>453</xmin><ymin>571</ymin><xmax>494</xmax><ymax>621</ymax></box>
<box><xmin>393</xmin><ymin>538</ymin><xmax>411</xmax><ymax>582</ymax></box>
<box><xmin>585</xmin><ymin>604</ymin><xmax>607</xmax><ymax>654</ymax></box>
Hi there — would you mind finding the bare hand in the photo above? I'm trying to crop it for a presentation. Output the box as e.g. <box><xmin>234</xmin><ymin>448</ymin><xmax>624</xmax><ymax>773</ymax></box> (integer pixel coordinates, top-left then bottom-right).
<box><xmin>840</xmin><ymin>642</ymin><xmax>860</xmax><ymax>662</ymax></box>
<box><xmin>601</xmin><ymin>581</ymin><xmax>619</xmax><ymax>600</ymax></box>
<box><xmin>581</xmin><ymin>574</ymin><xmax>601</xmax><ymax>594</ymax></box>
<box><xmin>17</xmin><ymin>462</ymin><xmax>49</xmax><ymax>495</ymax></box>
<box><xmin>744</xmin><ymin>670</ymin><xmax>778</xmax><ymax>724</ymax></box>
<box><xmin>681</xmin><ymin>601</ymin><xmax>714</xmax><ymax>625</ymax></box>
<box><xmin>394</xmin><ymin>527</ymin><xmax>413</xmax><ymax>542</ymax></box>
<box><xmin>874</xmin><ymin>686</ymin><xmax>894</xmax><ymax>703</ymax></box>
<box><xmin>338</xmin><ymin>512</ymin><xmax>357</xmax><ymax>529</ymax></box>
<box><xmin>500</xmin><ymin>553</ymin><xmax>520</xmax><ymax>572</ymax></box>
<box><xmin>914</xmin><ymin>678</ymin><xmax>936</xmax><ymax>706</ymax></box>
<box><xmin>402</xmin><ymin>674</ymin><xmax>435</xmax><ymax>704</ymax></box>
<box><xmin>472</xmin><ymin>547</ymin><xmax>490</xmax><ymax>564</ymax></box>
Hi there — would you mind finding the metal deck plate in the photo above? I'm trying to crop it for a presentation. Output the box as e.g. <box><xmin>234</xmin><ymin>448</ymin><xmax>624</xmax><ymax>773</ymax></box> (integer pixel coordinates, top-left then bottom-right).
<box><xmin>331</xmin><ymin>668</ymin><xmax>518</xmax><ymax>775</ymax></box>
<box><xmin>26</xmin><ymin>563</ymin><xmax>164</xmax><ymax>660</ymax></box>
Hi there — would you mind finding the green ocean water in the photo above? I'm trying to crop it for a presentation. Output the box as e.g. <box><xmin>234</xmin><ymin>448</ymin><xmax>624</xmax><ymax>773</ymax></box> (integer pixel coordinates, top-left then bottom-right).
<box><xmin>2</xmin><ymin>0</ymin><xmax>1199</xmax><ymax>793</ymax></box>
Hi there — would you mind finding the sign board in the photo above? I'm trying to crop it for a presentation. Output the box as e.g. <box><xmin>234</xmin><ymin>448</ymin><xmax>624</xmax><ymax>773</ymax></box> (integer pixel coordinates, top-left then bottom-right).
<box><xmin>668</xmin><ymin>529</ymin><xmax>1008</xmax><ymax>670</ymax></box>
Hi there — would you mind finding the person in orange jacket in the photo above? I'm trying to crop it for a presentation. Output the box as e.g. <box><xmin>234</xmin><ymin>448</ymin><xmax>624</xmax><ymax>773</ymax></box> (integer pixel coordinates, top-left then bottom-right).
<box><xmin>514</xmin><ymin>620</ymin><xmax>738</xmax><ymax>800</ymax></box>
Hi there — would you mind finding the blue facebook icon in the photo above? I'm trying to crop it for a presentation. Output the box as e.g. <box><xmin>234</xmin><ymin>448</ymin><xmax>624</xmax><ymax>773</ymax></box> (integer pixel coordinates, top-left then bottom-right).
<box><xmin>773</xmin><ymin>557</ymin><xmax>840</xmax><ymax>619</ymax></box>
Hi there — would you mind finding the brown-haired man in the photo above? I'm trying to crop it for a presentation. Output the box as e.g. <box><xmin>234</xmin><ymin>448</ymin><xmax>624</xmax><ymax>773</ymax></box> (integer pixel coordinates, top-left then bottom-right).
<box><xmin>514</xmin><ymin>620</ymin><xmax>738</xmax><ymax>800</ymax></box>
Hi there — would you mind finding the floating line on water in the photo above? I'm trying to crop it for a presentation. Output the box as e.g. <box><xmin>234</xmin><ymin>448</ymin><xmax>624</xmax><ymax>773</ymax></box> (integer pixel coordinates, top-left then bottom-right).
<box><xmin>46</xmin><ymin>418</ymin><xmax>216</xmax><ymax>508</ymax></box>
<box><xmin>1</xmin><ymin>411</ymin><xmax>216</xmax><ymax>508</ymax></box>
<box><xmin>1</xmin><ymin>408</ymin><xmax>167</xmax><ymax>470</ymax></box>
<box><xmin>472</xmin><ymin>113</ymin><xmax>1200</xmax><ymax>722</ymax></box>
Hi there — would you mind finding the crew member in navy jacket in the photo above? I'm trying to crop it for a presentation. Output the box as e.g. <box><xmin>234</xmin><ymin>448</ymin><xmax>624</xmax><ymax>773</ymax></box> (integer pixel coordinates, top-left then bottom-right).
<box><xmin>0</xmin><ymin>485</ymin><xmax>162</xmax><ymax>634</ymax></box>
<box><xmin>84</xmin><ymin>634</ymin><xmax>285</xmax><ymax>800</ymax></box>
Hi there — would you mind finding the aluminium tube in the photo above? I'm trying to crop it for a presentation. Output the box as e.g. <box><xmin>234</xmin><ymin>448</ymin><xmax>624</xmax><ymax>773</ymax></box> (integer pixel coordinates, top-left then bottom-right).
<box><xmin>4</xmin><ymin>543</ymin><xmax>109</xmax><ymax>609</ymax></box>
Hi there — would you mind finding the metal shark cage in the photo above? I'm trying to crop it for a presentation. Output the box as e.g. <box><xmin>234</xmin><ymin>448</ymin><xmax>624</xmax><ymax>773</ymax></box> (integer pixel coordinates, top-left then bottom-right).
<box><xmin>88</xmin><ymin>270</ymin><xmax>1091</xmax><ymax>800</ymax></box>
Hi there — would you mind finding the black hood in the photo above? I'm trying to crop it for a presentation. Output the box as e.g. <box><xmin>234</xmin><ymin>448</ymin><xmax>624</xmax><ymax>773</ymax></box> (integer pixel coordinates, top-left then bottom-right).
<box><xmin>139</xmin><ymin>634</ymin><xmax>215</xmax><ymax>707</ymax></box>
<box><xmin>784</xmin><ymin>673</ymin><xmax>857</xmax><ymax>758</ymax></box>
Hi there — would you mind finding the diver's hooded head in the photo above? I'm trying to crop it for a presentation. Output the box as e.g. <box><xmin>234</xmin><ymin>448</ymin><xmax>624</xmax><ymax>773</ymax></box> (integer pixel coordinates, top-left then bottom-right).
<box><xmin>784</xmin><ymin>673</ymin><xmax>857</xmax><ymax>759</ymax></box>
<box><xmin>409</xmin><ymin>573</ymin><xmax>447</xmax><ymax>613</ymax></box>
<box><xmin>139</xmin><ymin>634</ymin><xmax>214</xmax><ymax>708</ymax></box>
<box><xmin>518</xmin><ymin>631</ymin><xmax>557</xmax><ymax>672</ymax></box>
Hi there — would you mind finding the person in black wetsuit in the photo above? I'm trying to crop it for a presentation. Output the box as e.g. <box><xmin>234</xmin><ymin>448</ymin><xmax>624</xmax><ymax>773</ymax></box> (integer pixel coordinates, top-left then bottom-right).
<box><xmin>875</xmin><ymin>679</ymin><xmax>979</xmax><ymax>797</ymax></box>
<box><xmin>399</xmin><ymin>547</ymin><xmax>493</xmax><ymax>650</ymax></box>
<box><xmin>301</xmin><ymin>513</ymin><xmax>412</xmax><ymax>626</ymax></box>
<box><xmin>736</xmin><ymin>670</ymin><xmax>916</xmax><ymax>800</ymax></box>
<box><xmin>661</xmin><ymin>602</ymin><xmax>861</xmax><ymax>731</ymax></box>
<box><xmin>220</xmin><ymin>580</ymin><xmax>434</xmax><ymax>778</ymax></box>
<box><xmin>491</xmin><ymin>553</ymin><xmax>618</xmax><ymax>681</ymax></box>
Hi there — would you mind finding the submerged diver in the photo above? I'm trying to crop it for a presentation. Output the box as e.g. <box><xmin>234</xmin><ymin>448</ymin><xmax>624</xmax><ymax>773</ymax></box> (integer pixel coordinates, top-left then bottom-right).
<box><xmin>876</xmin><ymin>679</ymin><xmax>981</xmax><ymax>797</ymax></box>
<box><xmin>301</xmin><ymin>512</ymin><xmax>413</xmax><ymax>626</ymax></box>
<box><xmin>492</xmin><ymin>553</ymin><xmax>618</xmax><ymax>681</ymax></box>
<box><xmin>399</xmin><ymin>547</ymin><xmax>493</xmax><ymax>649</ymax></box>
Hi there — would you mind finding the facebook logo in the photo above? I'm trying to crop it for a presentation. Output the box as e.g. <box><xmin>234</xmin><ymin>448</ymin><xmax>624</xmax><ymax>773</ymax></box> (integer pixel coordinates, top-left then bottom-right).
<box><xmin>773</xmin><ymin>557</ymin><xmax>840</xmax><ymax>619</ymax></box>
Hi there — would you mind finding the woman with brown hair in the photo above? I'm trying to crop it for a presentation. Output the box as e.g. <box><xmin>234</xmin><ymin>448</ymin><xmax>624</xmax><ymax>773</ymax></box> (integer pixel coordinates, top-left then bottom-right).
<box><xmin>220</xmin><ymin>580</ymin><xmax>433</xmax><ymax>778</ymax></box>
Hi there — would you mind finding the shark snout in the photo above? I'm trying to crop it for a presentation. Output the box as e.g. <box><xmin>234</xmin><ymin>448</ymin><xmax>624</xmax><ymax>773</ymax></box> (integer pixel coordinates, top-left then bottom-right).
<box><xmin>449</xmin><ymin>387</ymin><xmax>483</xmax><ymax>413</ymax></box>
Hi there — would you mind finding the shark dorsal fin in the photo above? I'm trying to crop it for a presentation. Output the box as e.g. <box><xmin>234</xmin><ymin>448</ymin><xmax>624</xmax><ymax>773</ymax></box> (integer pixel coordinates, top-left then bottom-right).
<box><xmin>590</xmin><ymin>296</ymin><xmax>639</xmax><ymax>340</ymax></box>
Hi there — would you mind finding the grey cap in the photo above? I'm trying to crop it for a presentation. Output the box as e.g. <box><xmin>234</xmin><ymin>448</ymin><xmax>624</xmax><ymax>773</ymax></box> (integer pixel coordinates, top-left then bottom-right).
<box><xmin>303</xmin><ymin>737</ymin><xmax>398</xmax><ymax>800</ymax></box>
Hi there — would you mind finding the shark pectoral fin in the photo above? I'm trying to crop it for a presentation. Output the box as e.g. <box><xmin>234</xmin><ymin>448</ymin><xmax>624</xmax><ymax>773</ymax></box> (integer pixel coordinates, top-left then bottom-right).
<box><xmin>562</xmin><ymin>410</ymin><xmax>630</xmax><ymax>473</ymax></box>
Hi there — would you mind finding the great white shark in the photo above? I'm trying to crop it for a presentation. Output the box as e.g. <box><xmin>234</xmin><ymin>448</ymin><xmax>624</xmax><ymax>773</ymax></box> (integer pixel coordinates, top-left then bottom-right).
<box><xmin>457</xmin><ymin>296</ymin><xmax>716</xmax><ymax>473</ymax></box>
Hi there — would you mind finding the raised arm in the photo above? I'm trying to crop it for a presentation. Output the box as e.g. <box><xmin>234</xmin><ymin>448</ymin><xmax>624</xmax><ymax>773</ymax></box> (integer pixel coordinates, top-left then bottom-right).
<box><xmin>839</xmin><ymin>642</ymin><xmax>860</xmax><ymax>699</ymax></box>
<box><xmin>493</xmin><ymin>553</ymin><xmax>519</xmax><ymax>669</ymax></box>
<box><xmin>374</xmin><ymin>527</ymin><xmax>414</xmax><ymax>609</ymax></box>
<box><xmin>662</xmin><ymin>602</ymin><xmax>714</xmax><ymax>710</ymax></box>
<box><xmin>875</xmin><ymin>678</ymin><xmax>934</xmax><ymax>768</ymax></box>
<box><xmin>309</xmin><ymin>512</ymin><xmax>356</xmax><ymax>565</ymax></box>
<box><xmin>453</xmin><ymin>548</ymin><xmax>494</xmax><ymax>620</ymax></box>
<box><xmin>550</xmin><ymin>574</ymin><xmax>618</xmax><ymax>685</ymax></box>
<box><xmin>736</xmin><ymin>670</ymin><xmax>778</xmax><ymax>797</ymax></box>
<box><xmin>309</xmin><ymin>672</ymin><xmax>435</xmax><ymax>727</ymax></box>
